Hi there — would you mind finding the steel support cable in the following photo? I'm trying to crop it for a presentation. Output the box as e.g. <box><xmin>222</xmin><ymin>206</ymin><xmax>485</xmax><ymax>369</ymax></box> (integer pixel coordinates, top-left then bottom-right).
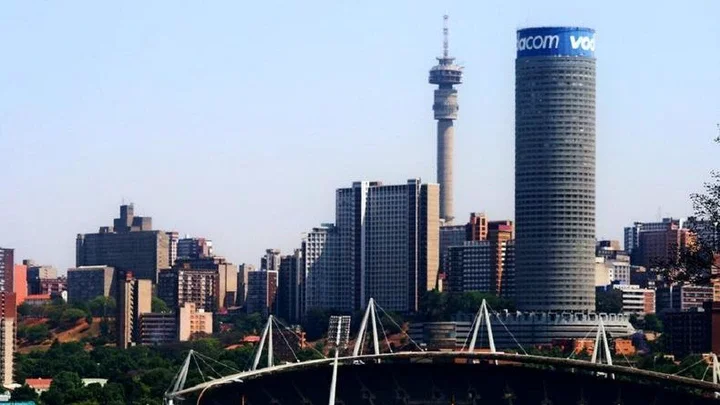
<box><xmin>194</xmin><ymin>351</ymin><xmax>241</xmax><ymax>377</ymax></box>
<box><xmin>376</xmin><ymin>307</ymin><xmax>393</xmax><ymax>353</ymax></box>
<box><xmin>272</xmin><ymin>317</ymin><xmax>300</xmax><ymax>363</ymax></box>
<box><xmin>673</xmin><ymin>357</ymin><xmax>709</xmax><ymax>376</ymax></box>
<box><xmin>192</xmin><ymin>352</ymin><xmax>207</xmax><ymax>383</ymax></box>
<box><xmin>374</xmin><ymin>302</ymin><xmax>424</xmax><ymax>351</ymax></box>
<box><xmin>273</xmin><ymin>316</ymin><xmax>327</xmax><ymax>359</ymax></box>
<box><xmin>484</xmin><ymin>302</ymin><xmax>528</xmax><ymax>355</ymax></box>
<box><xmin>460</xmin><ymin>309</ymin><xmax>480</xmax><ymax>352</ymax></box>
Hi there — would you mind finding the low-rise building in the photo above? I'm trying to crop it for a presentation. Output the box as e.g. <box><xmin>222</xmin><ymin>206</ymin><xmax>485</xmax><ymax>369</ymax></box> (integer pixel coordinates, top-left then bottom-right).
<box><xmin>24</xmin><ymin>294</ymin><xmax>52</xmax><ymax>307</ymax></box>
<box><xmin>39</xmin><ymin>277</ymin><xmax>66</xmax><ymax>297</ymax></box>
<box><xmin>656</xmin><ymin>284</ymin><xmax>713</xmax><ymax>313</ymax></box>
<box><xmin>139</xmin><ymin>302</ymin><xmax>213</xmax><ymax>345</ymax></box>
<box><xmin>663</xmin><ymin>307</ymin><xmax>710</xmax><ymax>357</ymax></box>
<box><xmin>139</xmin><ymin>313</ymin><xmax>176</xmax><ymax>345</ymax></box>
<box><xmin>612</xmin><ymin>284</ymin><xmax>656</xmax><ymax>315</ymax></box>
<box><xmin>67</xmin><ymin>266</ymin><xmax>115</xmax><ymax>304</ymax></box>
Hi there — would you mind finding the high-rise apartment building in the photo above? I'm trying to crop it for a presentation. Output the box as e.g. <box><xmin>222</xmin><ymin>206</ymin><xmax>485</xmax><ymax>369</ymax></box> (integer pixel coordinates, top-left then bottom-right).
<box><xmin>261</xmin><ymin>249</ymin><xmax>282</xmax><ymax>271</ymax></box>
<box><xmin>246</xmin><ymin>270</ymin><xmax>278</xmax><ymax>316</ymax></box>
<box><xmin>467</xmin><ymin>213</ymin><xmax>488</xmax><ymax>241</ymax></box>
<box><xmin>636</xmin><ymin>222</ymin><xmax>691</xmax><ymax>268</ymax></box>
<box><xmin>439</xmin><ymin>224</ymin><xmax>468</xmax><ymax>279</ymax></box>
<box><xmin>166</xmin><ymin>231</ymin><xmax>179</xmax><ymax>266</ymax></box>
<box><xmin>76</xmin><ymin>204</ymin><xmax>170</xmax><ymax>282</ymax></box>
<box><xmin>158</xmin><ymin>257</ymin><xmax>238</xmax><ymax>313</ymax></box>
<box><xmin>0</xmin><ymin>248</ymin><xmax>14</xmax><ymax>294</ymax></box>
<box><xmin>177</xmin><ymin>237</ymin><xmax>213</xmax><ymax>260</ymax></box>
<box><xmin>336</xmin><ymin>180</ymin><xmax>439</xmax><ymax>313</ymax></box>
<box><xmin>0</xmin><ymin>292</ymin><xmax>16</xmax><ymax>387</ymax></box>
<box><xmin>446</xmin><ymin>238</ymin><xmax>515</xmax><ymax>296</ymax></box>
<box><xmin>302</xmin><ymin>225</ymin><xmax>339</xmax><ymax>313</ymax></box>
<box><xmin>447</xmin><ymin>241</ymin><xmax>494</xmax><ymax>293</ymax></box>
<box><xmin>277</xmin><ymin>251</ymin><xmax>303</xmax><ymax>323</ymax></box>
<box><xmin>515</xmin><ymin>27</ymin><xmax>596</xmax><ymax>312</ymax></box>
<box><xmin>67</xmin><ymin>265</ymin><xmax>116</xmax><ymax>304</ymax></box>
<box><xmin>487</xmin><ymin>220</ymin><xmax>514</xmax><ymax>296</ymax></box>
<box><xmin>624</xmin><ymin>218</ymin><xmax>682</xmax><ymax>256</ymax></box>
<box><xmin>116</xmin><ymin>271</ymin><xmax>152</xmax><ymax>348</ymax></box>
<box><xmin>236</xmin><ymin>263</ymin><xmax>256</xmax><ymax>307</ymax></box>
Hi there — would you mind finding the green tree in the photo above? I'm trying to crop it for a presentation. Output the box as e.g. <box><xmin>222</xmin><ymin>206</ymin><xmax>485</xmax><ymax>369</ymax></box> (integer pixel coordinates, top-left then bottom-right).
<box><xmin>303</xmin><ymin>308</ymin><xmax>333</xmax><ymax>340</ymax></box>
<box><xmin>643</xmin><ymin>314</ymin><xmax>663</xmax><ymax>332</ymax></box>
<box><xmin>595</xmin><ymin>288</ymin><xmax>623</xmax><ymax>313</ymax></box>
<box><xmin>43</xmin><ymin>371</ymin><xmax>84</xmax><ymax>405</ymax></box>
<box><xmin>10</xmin><ymin>384</ymin><xmax>39</xmax><ymax>402</ymax></box>
<box><xmin>151</xmin><ymin>296</ymin><xmax>170</xmax><ymax>313</ymax></box>
<box><xmin>60</xmin><ymin>308</ymin><xmax>88</xmax><ymax>328</ymax></box>
<box><xmin>20</xmin><ymin>323</ymin><xmax>51</xmax><ymax>344</ymax></box>
<box><xmin>87</xmin><ymin>296</ymin><xmax>116</xmax><ymax>317</ymax></box>
<box><xmin>17</xmin><ymin>303</ymin><xmax>31</xmax><ymax>317</ymax></box>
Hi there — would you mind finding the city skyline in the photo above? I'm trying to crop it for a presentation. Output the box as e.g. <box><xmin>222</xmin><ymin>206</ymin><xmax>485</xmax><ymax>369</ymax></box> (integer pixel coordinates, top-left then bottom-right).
<box><xmin>2</xmin><ymin>1</ymin><xmax>718</xmax><ymax>271</ymax></box>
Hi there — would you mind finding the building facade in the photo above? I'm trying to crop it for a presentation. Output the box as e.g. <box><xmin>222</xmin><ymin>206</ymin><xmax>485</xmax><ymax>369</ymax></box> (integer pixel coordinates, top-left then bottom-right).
<box><xmin>139</xmin><ymin>302</ymin><xmax>213</xmax><ymax>345</ymax></box>
<box><xmin>245</xmin><ymin>270</ymin><xmax>278</xmax><ymax>316</ymax></box>
<box><xmin>0</xmin><ymin>292</ymin><xmax>16</xmax><ymax>387</ymax></box>
<box><xmin>302</xmin><ymin>225</ymin><xmax>339</xmax><ymax>313</ymax></box>
<box><xmin>158</xmin><ymin>257</ymin><xmax>237</xmax><ymax>313</ymax></box>
<box><xmin>0</xmin><ymin>248</ymin><xmax>13</xmax><ymax>294</ymax></box>
<box><xmin>26</xmin><ymin>265</ymin><xmax>57</xmax><ymax>295</ymax></box>
<box><xmin>166</xmin><ymin>231</ymin><xmax>179</xmax><ymax>266</ymax></box>
<box><xmin>515</xmin><ymin>27</ymin><xmax>596</xmax><ymax>312</ymax></box>
<box><xmin>177</xmin><ymin>237</ymin><xmax>213</xmax><ymax>260</ymax></box>
<box><xmin>612</xmin><ymin>284</ymin><xmax>656</xmax><ymax>315</ymax></box>
<box><xmin>261</xmin><ymin>249</ymin><xmax>282</xmax><ymax>271</ymax></box>
<box><xmin>67</xmin><ymin>265</ymin><xmax>116</xmax><ymax>304</ymax></box>
<box><xmin>13</xmin><ymin>264</ymin><xmax>27</xmax><ymax>305</ymax></box>
<box><xmin>624</xmin><ymin>218</ymin><xmax>682</xmax><ymax>257</ymax></box>
<box><xmin>76</xmin><ymin>204</ymin><xmax>170</xmax><ymax>281</ymax></box>
<box><xmin>656</xmin><ymin>285</ymin><xmax>713</xmax><ymax>313</ymax></box>
<box><xmin>277</xmin><ymin>251</ymin><xmax>303</xmax><ymax>323</ymax></box>
<box><xmin>237</xmin><ymin>263</ymin><xmax>256</xmax><ymax>307</ymax></box>
<box><xmin>409</xmin><ymin>312</ymin><xmax>633</xmax><ymax>350</ymax></box>
<box><xmin>337</xmin><ymin>180</ymin><xmax>440</xmax><ymax>313</ymax></box>
<box><xmin>116</xmin><ymin>272</ymin><xmax>152</xmax><ymax>348</ymax></box>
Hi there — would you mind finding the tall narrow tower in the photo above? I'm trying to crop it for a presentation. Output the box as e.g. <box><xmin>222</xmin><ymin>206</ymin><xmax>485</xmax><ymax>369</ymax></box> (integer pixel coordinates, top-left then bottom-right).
<box><xmin>429</xmin><ymin>15</ymin><xmax>463</xmax><ymax>224</ymax></box>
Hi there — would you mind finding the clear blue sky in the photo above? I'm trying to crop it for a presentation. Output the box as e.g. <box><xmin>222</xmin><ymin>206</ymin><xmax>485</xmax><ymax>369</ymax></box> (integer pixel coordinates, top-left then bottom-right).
<box><xmin>1</xmin><ymin>1</ymin><xmax>718</xmax><ymax>272</ymax></box>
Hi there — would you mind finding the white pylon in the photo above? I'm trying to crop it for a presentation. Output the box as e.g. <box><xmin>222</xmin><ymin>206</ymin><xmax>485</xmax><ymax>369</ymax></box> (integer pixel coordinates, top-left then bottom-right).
<box><xmin>467</xmin><ymin>299</ymin><xmax>497</xmax><ymax>355</ymax></box>
<box><xmin>352</xmin><ymin>298</ymin><xmax>381</xmax><ymax>357</ymax></box>
<box><xmin>590</xmin><ymin>316</ymin><xmax>614</xmax><ymax>379</ymax></box>
<box><xmin>251</xmin><ymin>315</ymin><xmax>274</xmax><ymax>370</ymax></box>
<box><xmin>328</xmin><ymin>318</ymin><xmax>343</xmax><ymax>405</ymax></box>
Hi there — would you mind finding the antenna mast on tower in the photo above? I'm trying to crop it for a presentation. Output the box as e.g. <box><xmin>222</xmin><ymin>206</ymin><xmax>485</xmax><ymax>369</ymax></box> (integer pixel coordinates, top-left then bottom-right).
<box><xmin>443</xmin><ymin>15</ymin><xmax>449</xmax><ymax>58</ymax></box>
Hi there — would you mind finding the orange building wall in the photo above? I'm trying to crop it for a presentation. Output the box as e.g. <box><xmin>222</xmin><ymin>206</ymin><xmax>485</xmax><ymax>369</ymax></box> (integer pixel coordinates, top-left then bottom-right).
<box><xmin>13</xmin><ymin>265</ymin><xmax>27</xmax><ymax>305</ymax></box>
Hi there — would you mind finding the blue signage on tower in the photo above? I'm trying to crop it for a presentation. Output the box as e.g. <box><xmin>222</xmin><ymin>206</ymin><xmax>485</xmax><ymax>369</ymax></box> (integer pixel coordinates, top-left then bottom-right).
<box><xmin>516</xmin><ymin>27</ymin><xmax>595</xmax><ymax>58</ymax></box>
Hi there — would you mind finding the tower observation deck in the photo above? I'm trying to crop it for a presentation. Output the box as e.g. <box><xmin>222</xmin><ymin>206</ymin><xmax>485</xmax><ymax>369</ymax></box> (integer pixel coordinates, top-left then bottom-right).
<box><xmin>429</xmin><ymin>15</ymin><xmax>463</xmax><ymax>223</ymax></box>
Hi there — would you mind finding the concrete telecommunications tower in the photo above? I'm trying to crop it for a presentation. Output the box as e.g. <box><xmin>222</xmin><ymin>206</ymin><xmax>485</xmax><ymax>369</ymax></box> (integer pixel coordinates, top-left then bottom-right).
<box><xmin>429</xmin><ymin>15</ymin><xmax>463</xmax><ymax>224</ymax></box>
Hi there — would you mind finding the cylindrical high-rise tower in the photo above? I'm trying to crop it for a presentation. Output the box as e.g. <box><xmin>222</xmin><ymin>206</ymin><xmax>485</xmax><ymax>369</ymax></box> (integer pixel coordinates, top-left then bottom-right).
<box><xmin>515</xmin><ymin>27</ymin><xmax>596</xmax><ymax>312</ymax></box>
<box><xmin>429</xmin><ymin>15</ymin><xmax>462</xmax><ymax>224</ymax></box>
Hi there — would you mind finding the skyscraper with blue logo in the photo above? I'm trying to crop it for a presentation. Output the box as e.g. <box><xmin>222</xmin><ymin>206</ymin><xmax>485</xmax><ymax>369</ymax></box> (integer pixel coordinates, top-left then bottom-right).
<box><xmin>514</xmin><ymin>27</ymin><xmax>596</xmax><ymax>312</ymax></box>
